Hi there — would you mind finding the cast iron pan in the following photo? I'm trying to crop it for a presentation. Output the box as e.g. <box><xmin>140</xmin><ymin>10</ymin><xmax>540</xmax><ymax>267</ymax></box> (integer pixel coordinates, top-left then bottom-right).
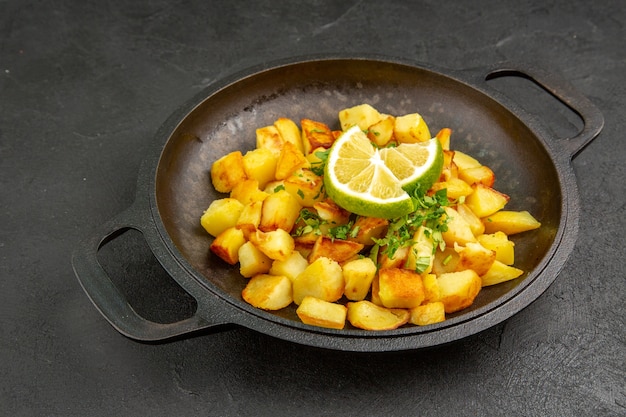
<box><xmin>72</xmin><ymin>55</ymin><xmax>603</xmax><ymax>352</ymax></box>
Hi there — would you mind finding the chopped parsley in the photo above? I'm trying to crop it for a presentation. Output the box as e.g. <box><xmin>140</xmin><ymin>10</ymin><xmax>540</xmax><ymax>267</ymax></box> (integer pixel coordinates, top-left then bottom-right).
<box><xmin>310</xmin><ymin>148</ymin><xmax>330</xmax><ymax>176</ymax></box>
<box><xmin>372</xmin><ymin>188</ymin><xmax>450</xmax><ymax>262</ymax></box>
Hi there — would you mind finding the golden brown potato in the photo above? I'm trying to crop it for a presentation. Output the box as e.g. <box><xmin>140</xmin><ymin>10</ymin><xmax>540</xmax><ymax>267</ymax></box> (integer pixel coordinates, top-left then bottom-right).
<box><xmin>242</xmin><ymin>274</ymin><xmax>293</xmax><ymax>310</ymax></box>
<box><xmin>378</xmin><ymin>268</ymin><xmax>426</xmax><ymax>309</ymax></box>
<box><xmin>429</xmin><ymin>177</ymin><xmax>474</xmax><ymax>200</ymax></box>
<box><xmin>465</xmin><ymin>184</ymin><xmax>510</xmax><ymax>218</ymax></box>
<box><xmin>292</xmin><ymin>257</ymin><xmax>344</xmax><ymax>305</ymax></box>
<box><xmin>377</xmin><ymin>245</ymin><xmax>410</xmax><ymax>270</ymax></box>
<box><xmin>482</xmin><ymin>210</ymin><xmax>541</xmax><ymax>235</ymax></box>
<box><xmin>435</xmin><ymin>127</ymin><xmax>452</xmax><ymax>151</ymax></box>
<box><xmin>452</xmin><ymin>150</ymin><xmax>481</xmax><ymax>170</ymax></box>
<box><xmin>200</xmin><ymin>198</ymin><xmax>245</xmax><ymax>237</ymax></box>
<box><xmin>459</xmin><ymin>165</ymin><xmax>495</xmax><ymax>188</ymax></box>
<box><xmin>274</xmin><ymin>117</ymin><xmax>304</xmax><ymax>153</ymax></box>
<box><xmin>437</xmin><ymin>270</ymin><xmax>482</xmax><ymax>313</ymax></box>
<box><xmin>230</xmin><ymin>179</ymin><xmax>269</xmax><ymax>205</ymax></box>
<box><xmin>249</xmin><ymin>229</ymin><xmax>295</xmax><ymax>262</ymax></box>
<box><xmin>367</xmin><ymin>115</ymin><xmax>395</xmax><ymax>147</ymax></box>
<box><xmin>370</xmin><ymin>274</ymin><xmax>382</xmax><ymax>306</ymax></box>
<box><xmin>477</xmin><ymin>231</ymin><xmax>515</xmax><ymax>265</ymax></box>
<box><xmin>338</xmin><ymin>103</ymin><xmax>383</xmax><ymax>131</ymax></box>
<box><xmin>405</xmin><ymin>226</ymin><xmax>435</xmax><ymax>274</ymax></box>
<box><xmin>275</xmin><ymin>141</ymin><xmax>308</xmax><ymax>180</ymax></box>
<box><xmin>342</xmin><ymin>257</ymin><xmax>377</xmax><ymax>301</ymax></box>
<box><xmin>301</xmin><ymin>119</ymin><xmax>335</xmax><ymax>155</ymax></box>
<box><xmin>242</xmin><ymin>148</ymin><xmax>278</xmax><ymax>189</ymax></box>
<box><xmin>409</xmin><ymin>301</ymin><xmax>446</xmax><ymax>326</ymax></box>
<box><xmin>442</xmin><ymin>206</ymin><xmax>477</xmax><ymax>246</ymax></box>
<box><xmin>296</xmin><ymin>296</ymin><xmax>347</xmax><ymax>330</ymax></box>
<box><xmin>394</xmin><ymin>112</ymin><xmax>431</xmax><ymax>143</ymax></box>
<box><xmin>481</xmin><ymin>260</ymin><xmax>524</xmax><ymax>286</ymax></box>
<box><xmin>313</xmin><ymin>199</ymin><xmax>351</xmax><ymax>228</ymax></box>
<box><xmin>346</xmin><ymin>300</ymin><xmax>410</xmax><ymax>331</ymax></box>
<box><xmin>308</xmin><ymin>236</ymin><xmax>364</xmax><ymax>264</ymax></box>
<box><xmin>283</xmin><ymin>169</ymin><xmax>325</xmax><ymax>207</ymax></box>
<box><xmin>269</xmin><ymin>251</ymin><xmax>309</xmax><ymax>282</ymax></box>
<box><xmin>421</xmin><ymin>273</ymin><xmax>441</xmax><ymax>303</ymax></box>
<box><xmin>431</xmin><ymin>246</ymin><xmax>460</xmax><ymax>275</ymax></box>
<box><xmin>259</xmin><ymin>189</ymin><xmax>301</xmax><ymax>232</ymax></box>
<box><xmin>455</xmin><ymin>203</ymin><xmax>485</xmax><ymax>237</ymax></box>
<box><xmin>439</xmin><ymin>150</ymin><xmax>458</xmax><ymax>181</ymax></box>
<box><xmin>255</xmin><ymin>125</ymin><xmax>284</xmax><ymax>156</ymax></box>
<box><xmin>455</xmin><ymin>241</ymin><xmax>496</xmax><ymax>276</ymax></box>
<box><xmin>238</xmin><ymin>241</ymin><xmax>273</xmax><ymax>278</ymax></box>
<box><xmin>347</xmin><ymin>216</ymin><xmax>389</xmax><ymax>246</ymax></box>
<box><xmin>236</xmin><ymin>200</ymin><xmax>264</xmax><ymax>236</ymax></box>
<box><xmin>210</xmin><ymin>227</ymin><xmax>246</xmax><ymax>265</ymax></box>
<box><xmin>210</xmin><ymin>151</ymin><xmax>247</xmax><ymax>193</ymax></box>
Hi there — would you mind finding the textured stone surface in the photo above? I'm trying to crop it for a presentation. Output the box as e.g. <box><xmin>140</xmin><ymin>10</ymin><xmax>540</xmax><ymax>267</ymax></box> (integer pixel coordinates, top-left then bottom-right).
<box><xmin>1</xmin><ymin>0</ymin><xmax>624</xmax><ymax>415</ymax></box>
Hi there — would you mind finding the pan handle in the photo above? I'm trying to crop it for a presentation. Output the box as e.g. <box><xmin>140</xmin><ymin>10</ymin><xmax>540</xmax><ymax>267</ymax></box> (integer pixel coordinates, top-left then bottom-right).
<box><xmin>482</xmin><ymin>63</ymin><xmax>604</xmax><ymax>159</ymax></box>
<box><xmin>72</xmin><ymin>200</ymin><xmax>230</xmax><ymax>342</ymax></box>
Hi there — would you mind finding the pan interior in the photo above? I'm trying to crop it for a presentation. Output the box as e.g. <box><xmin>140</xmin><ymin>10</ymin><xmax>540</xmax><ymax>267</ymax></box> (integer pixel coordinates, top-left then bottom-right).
<box><xmin>155</xmin><ymin>59</ymin><xmax>561</xmax><ymax>329</ymax></box>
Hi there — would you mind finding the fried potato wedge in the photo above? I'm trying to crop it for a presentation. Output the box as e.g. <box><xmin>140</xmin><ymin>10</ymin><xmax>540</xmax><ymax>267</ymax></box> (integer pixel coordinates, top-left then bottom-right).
<box><xmin>275</xmin><ymin>141</ymin><xmax>308</xmax><ymax>180</ymax></box>
<box><xmin>378</xmin><ymin>268</ymin><xmax>425</xmax><ymax>309</ymax></box>
<box><xmin>308</xmin><ymin>236</ymin><xmax>364</xmax><ymax>264</ymax></box>
<box><xmin>301</xmin><ymin>119</ymin><xmax>335</xmax><ymax>155</ymax></box>
<box><xmin>211</xmin><ymin>150</ymin><xmax>247</xmax><ymax>193</ymax></box>
<box><xmin>455</xmin><ymin>241</ymin><xmax>496</xmax><ymax>277</ymax></box>
<box><xmin>338</xmin><ymin>103</ymin><xmax>383</xmax><ymax>132</ymax></box>
<box><xmin>437</xmin><ymin>270</ymin><xmax>482</xmax><ymax>314</ymax></box>
<box><xmin>238</xmin><ymin>241</ymin><xmax>273</xmax><ymax>278</ymax></box>
<box><xmin>347</xmin><ymin>300</ymin><xmax>410</xmax><ymax>331</ymax></box>
<box><xmin>242</xmin><ymin>274</ymin><xmax>293</xmax><ymax>310</ymax></box>
<box><xmin>242</xmin><ymin>148</ymin><xmax>278</xmax><ymax>189</ymax></box>
<box><xmin>342</xmin><ymin>257</ymin><xmax>377</xmax><ymax>301</ymax></box>
<box><xmin>465</xmin><ymin>184</ymin><xmax>510</xmax><ymax>218</ymax></box>
<box><xmin>409</xmin><ymin>301</ymin><xmax>446</xmax><ymax>326</ymax></box>
<box><xmin>269</xmin><ymin>251</ymin><xmax>309</xmax><ymax>282</ymax></box>
<box><xmin>481</xmin><ymin>260</ymin><xmax>524</xmax><ymax>287</ymax></box>
<box><xmin>210</xmin><ymin>227</ymin><xmax>246</xmax><ymax>265</ymax></box>
<box><xmin>249</xmin><ymin>229</ymin><xmax>295</xmax><ymax>262</ymax></box>
<box><xmin>292</xmin><ymin>257</ymin><xmax>344</xmax><ymax>305</ymax></box>
<box><xmin>482</xmin><ymin>210</ymin><xmax>541</xmax><ymax>235</ymax></box>
<box><xmin>259</xmin><ymin>189</ymin><xmax>301</xmax><ymax>233</ymax></box>
<box><xmin>296</xmin><ymin>296</ymin><xmax>347</xmax><ymax>330</ymax></box>
<box><xmin>201</xmin><ymin>198</ymin><xmax>245</xmax><ymax>237</ymax></box>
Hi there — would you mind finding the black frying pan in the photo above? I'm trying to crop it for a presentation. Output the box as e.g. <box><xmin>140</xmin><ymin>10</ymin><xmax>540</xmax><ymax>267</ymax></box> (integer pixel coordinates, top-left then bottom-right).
<box><xmin>72</xmin><ymin>55</ymin><xmax>603</xmax><ymax>352</ymax></box>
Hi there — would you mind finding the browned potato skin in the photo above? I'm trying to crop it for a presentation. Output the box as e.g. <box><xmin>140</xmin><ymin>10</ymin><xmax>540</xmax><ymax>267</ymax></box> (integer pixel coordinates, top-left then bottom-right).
<box><xmin>275</xmin><ymin>141</ymin><xmax>308</xmax><ymax>180</ymax></box>
<box><xmin>242</xmin><ymin>274</ymin><xmax>293</xmax><ymax>310</ymax></box>
<box><xmin>210</xmin><ymin>227</ymin><xmax>246</xmax><ymax>265</ymax></box>
<box><xmin>455</xmin><ymin>242</ymin><xmax>496</xmax><ymax>277</ymax></box>
<box><xmin>347</xmin><ymin>300</ymin><xmax>410</xmax><ymax>331</ymax></box>
<box><xmin>296</xmin><ymin>296</ymin><xmax>347</xmax><ymax>330</ymax></box>
<box><xmin>348</xmin><ymin>216</ymin><xmax>389</xmax><ymax>246</ymax></box>
<box><xmin>437</xmin><ymin>270</ymin><xmax>482</xmax><ymax>314</ymax></box>
<box><xmin>211</xmin><ymin>151</ymin><xmax>247</xmax><ymax>193</ymax></box>
<box><xmin>465</xmin><ymin>184</ymin><xmax>510</xmax><ymax>218</ymax></box>
<box><xmin>301</xmin><ymin>119</ymin><xmax>335</xmax><ymax>155</ymax></box>
<box><xmin>409</xmin><ymin>301</ymin><xmax>446</xmax><ymax>326</ymax></box>
<box><xmin>259</xmin><ymin>190</ymin><xmax>301</xmax><ymax>233</ymax></box>
<box><xmin>378</xmin><ymin>268</ymin><xmax>426</xmax><ymax>309</ymax></box>
<box><xmin>482</xmin><ymin>210</ymin><xmax>541</xmax><ymax>235</ymax></box>
<box><xmin>308</xmin><ymin>236</ymin><xmax>364</xmax><ymax>264</ymax></box>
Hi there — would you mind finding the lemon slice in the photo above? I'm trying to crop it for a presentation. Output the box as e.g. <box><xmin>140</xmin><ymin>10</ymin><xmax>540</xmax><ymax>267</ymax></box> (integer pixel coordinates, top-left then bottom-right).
<box><xmin>324</xmin><ymin>126</ymin><xmax>443</xmax><ymax>219</ymax></box>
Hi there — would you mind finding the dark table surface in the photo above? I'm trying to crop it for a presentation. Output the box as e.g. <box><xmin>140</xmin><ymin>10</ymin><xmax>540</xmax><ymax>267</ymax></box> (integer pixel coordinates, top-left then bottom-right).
<box><xmin>2</xmin><ymin>0</ymin><xmax>624</xmax><ymax>415</ymax></box>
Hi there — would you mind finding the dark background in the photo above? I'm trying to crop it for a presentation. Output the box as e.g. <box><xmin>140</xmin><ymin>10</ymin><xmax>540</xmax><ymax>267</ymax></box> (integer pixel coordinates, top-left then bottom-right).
<box><xmin>2</xmin><ymin>1</ymin><xmax>624</xmax><ymax>416</ymax></box>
